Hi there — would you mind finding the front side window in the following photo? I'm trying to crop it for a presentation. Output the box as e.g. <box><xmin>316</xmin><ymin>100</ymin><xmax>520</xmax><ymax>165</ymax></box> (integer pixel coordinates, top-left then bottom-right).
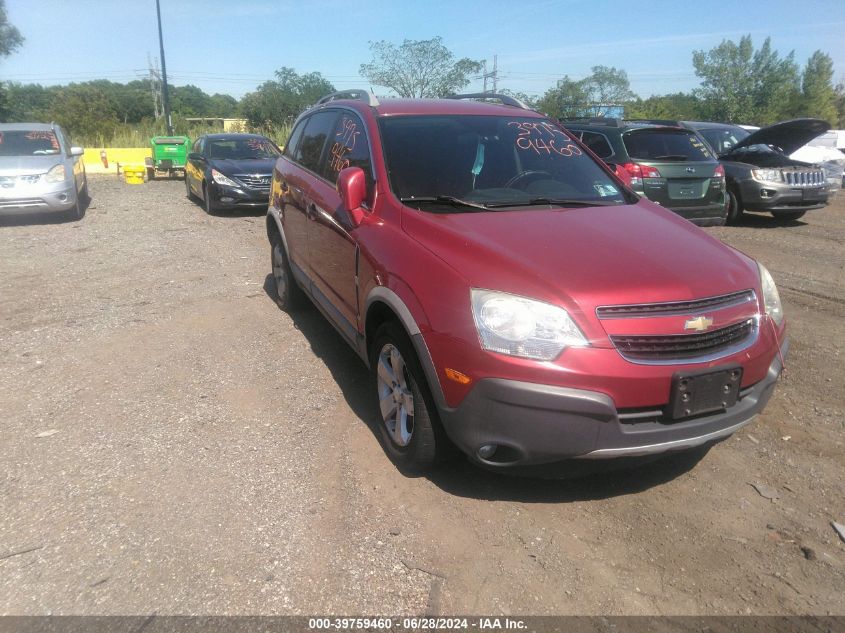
<box><xmin>324</xmin><ymin>112</ymin><xmax>373</xmax><ymax>187</ymax></box>
<box><xmin>698</xmin><ymin>127</ymin><xmax>751</xmax><ymax>156</ymax></box>
<box><xmin>623</xmin><ymin>128</ymin><xmax>714</xmax><ymax>161</ymax></box>
<box><xmin>294</xmin><ymin>111</ymin><xmax>339</xmax><ymax>175</ymax></box>
<box><xmin>0</xmin><ymin>130</ymin><xmax>61</xmax><ymax>156</ymax></box>
<box><xmin>379</xmin><ymin>115</ymin><xmax>628</xmax><ymax>210</ymax></box>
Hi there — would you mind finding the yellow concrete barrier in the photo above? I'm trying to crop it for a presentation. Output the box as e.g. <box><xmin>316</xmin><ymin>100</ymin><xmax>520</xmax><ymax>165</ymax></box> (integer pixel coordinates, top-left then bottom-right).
<box><xmin>83</xmin><ymin>148</ymin><xmax>152</xmax><ymax>174</ymax></box>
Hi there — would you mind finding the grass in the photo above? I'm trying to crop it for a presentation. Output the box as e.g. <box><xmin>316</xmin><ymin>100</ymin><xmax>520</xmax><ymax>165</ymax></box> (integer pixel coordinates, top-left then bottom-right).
<box><xmin>75</xmin><ymin>120</ymin><xmax>292</xmax><ymax>149</ymax></box>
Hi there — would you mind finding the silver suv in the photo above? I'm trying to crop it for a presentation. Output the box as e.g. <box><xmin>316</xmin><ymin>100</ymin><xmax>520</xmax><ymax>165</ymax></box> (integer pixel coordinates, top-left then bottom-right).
<box><xmin>0</xmin><ymin>123</ymin><xmax>88</xmax><ymax>220</ymax></box>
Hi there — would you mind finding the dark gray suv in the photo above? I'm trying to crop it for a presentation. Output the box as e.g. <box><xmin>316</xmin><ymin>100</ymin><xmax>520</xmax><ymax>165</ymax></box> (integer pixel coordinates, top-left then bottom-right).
<box><xmin>562</xmin><ymin>119</ymin><xmax>727</xmax><ymax>226</ymax></box>
<box><xmin>683</xmin><ymin>119</ymin><xmax>830</xmax><ymax>224</ymax></box>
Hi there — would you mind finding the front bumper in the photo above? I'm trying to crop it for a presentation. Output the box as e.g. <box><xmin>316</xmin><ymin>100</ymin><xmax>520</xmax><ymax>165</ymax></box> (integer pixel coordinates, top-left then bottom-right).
<box><xmin>739</xmin><ymin>180</ymin><xmax>829</xmax><ymax>213</ymax></box>
<box><xmin>209</xmin><ymin>183</ymin><xmax>270</xmax><ymax>209</ymax></box>
<box><xmin>438</xmin><ymin>339</ymin><xmax>787</xmax><ymax>468</ymax></box>
<box><xmin>0</xmin><ymin>185</ymin><xmax>77</xmax><ymax>215</ymax></box>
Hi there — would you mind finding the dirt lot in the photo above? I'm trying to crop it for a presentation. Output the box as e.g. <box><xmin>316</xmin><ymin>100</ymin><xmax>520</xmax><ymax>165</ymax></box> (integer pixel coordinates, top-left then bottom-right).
<box><xmin>1</xmin><ymin>176</ymin><xmax>843</xmax><ymax>616</ymax></box>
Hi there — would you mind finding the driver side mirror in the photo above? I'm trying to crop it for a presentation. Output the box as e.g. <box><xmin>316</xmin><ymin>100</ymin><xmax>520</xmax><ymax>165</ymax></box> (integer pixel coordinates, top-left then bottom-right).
<box><xmin>337</xmin><ymin>166</ymin><xmax>368</xmax><ymax>226</ymax></box>
<box><xmin>188</xmin><ymin>152</ymin><xmax>204</xmax><ymax>161</ymax></box>
<box><xmin>70</xmin><ymin>146</ymin><xmax>84</xmax><ymax>157</ymax></box>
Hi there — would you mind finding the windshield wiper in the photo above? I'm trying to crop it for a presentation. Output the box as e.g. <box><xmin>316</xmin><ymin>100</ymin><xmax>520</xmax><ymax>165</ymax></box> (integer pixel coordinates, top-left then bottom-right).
<box><xmin>400</xmin><ymin>196</ymin><xmax>489</xmax><ymax>211</ymax></box>
<box><xmin>484</xmin><ymin>198</ymin><xmax>620</xmax><ymax>208</ymax></box>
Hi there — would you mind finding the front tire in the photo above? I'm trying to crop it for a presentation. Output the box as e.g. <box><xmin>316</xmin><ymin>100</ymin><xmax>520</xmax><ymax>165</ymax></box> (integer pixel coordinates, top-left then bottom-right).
<box><xmin>203</xmin><ymin>183</ymin><xmax>214</xmax><ymax>214</ymax></box>
<box><xmin>370</xmin><ymin>322</ymin><xmax>441</xmax><ymax>473</ymax></box>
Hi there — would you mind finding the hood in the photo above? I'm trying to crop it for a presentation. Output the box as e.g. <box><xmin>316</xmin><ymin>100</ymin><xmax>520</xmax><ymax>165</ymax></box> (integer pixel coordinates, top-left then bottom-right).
<box><xmin>402</xmin><ymin>201</ymin><xmax>760</xmax><ymax>344</ymax></box>
<box><xmin>730</xmin><ymin>118</ymin><xmax>831</xmax><ymax>155</ymax></box>
<box><xmin>208</xmin><ymin>158</ymin><xmax>276</xmax><ymax>175</ymax></box>
<box><xmin>0</xmin><ymin>155</ymin><xmax>64</xmax><ymax>176</ymax></box>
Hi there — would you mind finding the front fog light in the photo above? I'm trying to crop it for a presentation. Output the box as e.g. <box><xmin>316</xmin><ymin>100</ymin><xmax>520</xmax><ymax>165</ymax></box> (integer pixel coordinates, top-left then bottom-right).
<box><xmin>758</xmin><ymin>263</ymin><xmax>784</xmax><ymax>326</ymax></box>
<box><xmin>470</xmin><ymin>289</ymin><xmax>588</xmax><ymax>361</ymax></box>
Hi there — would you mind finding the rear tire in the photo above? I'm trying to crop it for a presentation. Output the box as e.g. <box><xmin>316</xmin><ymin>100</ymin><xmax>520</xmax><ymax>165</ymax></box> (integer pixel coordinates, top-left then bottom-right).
<box><xmin>146</xmin><ymin>167</ymin><xmax>155</xmax><ymax>181</ymax></box>
<box><xmin>726</xmin><ymin>189</ymin><xmax>744</xmax><ymax>225</ymax></box>
<box><xmin>772</xmin><ymin>210</ymin><xmax>806</xmax><ymax>223</ymax></box>
<box><xmin>369</xmin><ymin>322</ymin><xmax>441</xmax><ymax>473</ymax></box>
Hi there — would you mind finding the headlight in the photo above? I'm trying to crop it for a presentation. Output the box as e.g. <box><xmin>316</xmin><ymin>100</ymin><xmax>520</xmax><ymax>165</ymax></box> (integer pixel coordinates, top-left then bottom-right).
<box><xmin>45</xmin><ymin>164</ymin><xmax>66</xmax><ymax>183</ymax></box>
<box><xmin>470</xmin><ymin>289</ymin><xmax>588</xmax><ymax>361</ymax></box>
<box><xmin>757</xmin><ymin>263</ymin><xmax>783</xmax><ymax>326</ymax></box>
<box><xmin>211</xmin><ymin>169</ymin><xmax>238</xmax><ymax>187</ymax></box>
<box><xmin>751</xmin><ymin>169</ymin><xmax>783</xmax><ymax>183</ymax></box>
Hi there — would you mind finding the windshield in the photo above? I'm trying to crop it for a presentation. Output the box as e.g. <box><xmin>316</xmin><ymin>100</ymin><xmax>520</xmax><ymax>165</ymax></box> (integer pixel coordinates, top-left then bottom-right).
<box><xmin>379</xmin><ymin>115</ymin><xmax>628</xmax><ymax>210</ymax></box>
<box><xmin>207</xmin><ymin>137</ymin><xmax>280</xmax><ymax>160</ymax></box>
<box><xmin>623</xmin><ymin>128</ymin><xmax>714</xmax><ymax>161</ymax></box>
<box><xmin>697</xmin><ymin>127</ymin><xmax>751</xmax><ymax>155</ymax></box>
<box><xmin>0</xmin><ymin>130</ymin><xmax>62</xmax><ymax>156</ymax></box>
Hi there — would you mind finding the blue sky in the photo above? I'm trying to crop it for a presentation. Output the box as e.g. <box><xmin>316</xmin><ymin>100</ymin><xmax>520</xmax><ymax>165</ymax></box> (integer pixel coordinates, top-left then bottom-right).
<box><xmin>3</xmin><ymin>0</ymin><xmax>844</xmax><ymax>101</ymax></box>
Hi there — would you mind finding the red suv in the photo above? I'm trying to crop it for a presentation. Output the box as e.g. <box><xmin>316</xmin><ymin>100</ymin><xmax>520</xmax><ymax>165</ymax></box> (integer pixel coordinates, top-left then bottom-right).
<box><xmin>266</xmin><ymin>91</ymin><xmax>787</xmax><ymax>473</ymax></box>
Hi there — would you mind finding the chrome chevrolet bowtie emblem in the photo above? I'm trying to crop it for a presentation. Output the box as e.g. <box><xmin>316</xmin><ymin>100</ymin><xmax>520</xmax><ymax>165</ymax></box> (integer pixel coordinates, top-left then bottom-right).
<box><xmin>684</xmin><ymin>315</ymin><xmax>714</xmax><ymax>332</ymax></box>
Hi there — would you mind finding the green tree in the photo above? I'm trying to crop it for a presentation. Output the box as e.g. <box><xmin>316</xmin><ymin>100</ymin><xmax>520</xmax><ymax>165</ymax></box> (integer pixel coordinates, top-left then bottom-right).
<box><xmin>625</xmin><ymin>93</ymin><xmax>703</xmax><ymax>121</ymax></box>
<box><xmin>3</xmin><ymin>82</ymin><xmax>50</xmax><ymax>121</ymax></box>
<box><xmin>359</xmin><ymin>37</ymin><xmax>482</xmax><ymax>98</ymax></box>
<box><xmin>208</xmin><ymin>93</ymin><xmax>238</xmax><ymax>118</ymax></box>
<box><xmin>800</xmin><ymin>51</ymin><xmax>837</xmax><ymax>123</ymax></box>
<box><xmin>0</xmin><ymin>0</ymin><xmax>24</xmax><ymax>120</ymax></box>
<box><xmin>692</xmin><ymin>35</ymin><xmax>800</xmax><ymax>124</ymax></box>
<box><xmin>170</xmin><ymin>84</ymin><xmax>213</xmax><ymax>117</ymax></box>
<box><xmin>0</xmin><ymin>0</ymin><xmax>23</xmax><ymax>57</ymax></box>
<box><xmin>537</xmin><ymin>66</ymin><xmax>636</xmax><ymax>118</ymax></box>
<box><xmin>240</xmin><ymin>67</ymin><xmax>334</xmax><ymax>128</ymax></box>
<box><xmin>47</xmin><ymin>84</ymin><xmax>120</xmax><ymax>144</ymax></box>
<box><xmin>536</xmin><ymin>76</ymin><xmax>589</xmax><ymax>118</ymax></box>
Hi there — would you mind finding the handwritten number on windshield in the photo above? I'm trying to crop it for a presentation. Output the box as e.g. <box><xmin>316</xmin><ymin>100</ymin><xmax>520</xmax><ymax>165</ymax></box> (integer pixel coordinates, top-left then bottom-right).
<box><xmin>508</xmin><ymin>122</ymin><xmax>582</xmax><ymax>157</ymax></box>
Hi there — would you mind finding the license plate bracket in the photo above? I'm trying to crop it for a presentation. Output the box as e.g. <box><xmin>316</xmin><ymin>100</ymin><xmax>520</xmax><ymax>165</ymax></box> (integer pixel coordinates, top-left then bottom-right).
<box><xmin>802</xmin><ymin>187</ymin><xmax>823</xmax><ymax>201</ymax></box>
<box><xmin>667</xmin><ymin>365</ymin><xmax>743</xmax><ymax>421</ymax></box>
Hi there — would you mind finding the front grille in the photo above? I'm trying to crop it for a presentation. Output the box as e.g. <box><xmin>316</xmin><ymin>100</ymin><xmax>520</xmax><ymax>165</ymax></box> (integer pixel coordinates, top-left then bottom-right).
<box><xmin>235</xmin><ymin>174</ymin><xmax>271</xmax><ymax>189</ymax></box>
<box><xmin>596</xmin><ymin>290</ymin><xmax>755</xmax><ymax>319</ymax></box>
<box><xmin>784</xmin><ymin>170</ymin><xmax>825</xmax><ymax>187</ymax></box>
<box><xmin>610</xmin><ymin>319</ymin><xmax>755</xmax><ymax>361</ymax></box>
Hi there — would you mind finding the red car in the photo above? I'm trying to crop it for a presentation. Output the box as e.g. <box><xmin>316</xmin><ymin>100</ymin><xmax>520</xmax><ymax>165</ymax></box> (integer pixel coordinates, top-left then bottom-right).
<box><xmin>266</xmin><ymin>91</ymin><xmax>787</xmax><ymax>473</ymax></box>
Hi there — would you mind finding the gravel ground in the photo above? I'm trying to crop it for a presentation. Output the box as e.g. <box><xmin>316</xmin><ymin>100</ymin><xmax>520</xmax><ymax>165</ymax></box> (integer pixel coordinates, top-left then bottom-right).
<box><xmin>0</xmin><ymin>176</ymin><xmax>843</xmax><ymax>616</ymax></box>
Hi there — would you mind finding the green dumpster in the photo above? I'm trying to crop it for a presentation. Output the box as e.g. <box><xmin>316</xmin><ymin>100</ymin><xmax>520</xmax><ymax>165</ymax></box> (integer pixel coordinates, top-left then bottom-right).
<box><xmin>145</xmin><ymin>136</ymin><xmax>190</xmax><ymax>180</ymax></box>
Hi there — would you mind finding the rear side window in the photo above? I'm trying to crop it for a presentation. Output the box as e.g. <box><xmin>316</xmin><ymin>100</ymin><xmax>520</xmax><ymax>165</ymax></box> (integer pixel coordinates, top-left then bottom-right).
<box><xmin>623</xmin><ymin>129</ymin><xmax>713</xmax><ymax>161</ymax></box>
<box><xmin>580</xmin><ymin>131</ymin><xmax>614</xmax><ymax>159</ymax></box>
<box><xmin>324</xmin><ymin>112</ymin><xmax>373</xmax><ymax>186</ymax></box>
<box><xmin>294</xmin><ymin>111</ymin><xmax>339</xmax><ymax>175</ymax></box>
<box><xmin>284</xmin><ymin>119</ymin><xmax>307</xmax><ymax>159</ymax></box>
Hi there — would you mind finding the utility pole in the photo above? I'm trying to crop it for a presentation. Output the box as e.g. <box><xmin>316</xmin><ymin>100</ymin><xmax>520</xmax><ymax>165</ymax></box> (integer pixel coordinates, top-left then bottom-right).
<box><xmin>148</xmin><ymin>53</ymin><xmax>162</xmax><ymax>120</ymax></box>
<box><xmin>155</xmin><ymin>0</ymin><xmax>173</xmax><ymax>135</ymax></box>
<box><xmin>482</xmin><ymin>55</ymin><xmax>498</xmax><ymax>94</ymax></box>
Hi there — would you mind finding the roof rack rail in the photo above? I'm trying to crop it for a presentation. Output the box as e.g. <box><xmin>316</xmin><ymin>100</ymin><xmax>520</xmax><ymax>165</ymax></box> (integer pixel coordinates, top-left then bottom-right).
<box><xmin>559</xmin><ymin>117</ymin><xmax>625</xmax><ymax>127</ymax></box>
<box><xmin>625</xmin><ymin>118</ymin><xmax>683</xmax><ymax>127</ymax></box>
<box><xmin>446</xmin><ymin>93</ymin><xmax>530</xmax><ymax>110</ymax></box>
<box><xmin>315</xmin><ymin>90</ymin><xmax>380</xmax><ymax>107</ymax></box>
